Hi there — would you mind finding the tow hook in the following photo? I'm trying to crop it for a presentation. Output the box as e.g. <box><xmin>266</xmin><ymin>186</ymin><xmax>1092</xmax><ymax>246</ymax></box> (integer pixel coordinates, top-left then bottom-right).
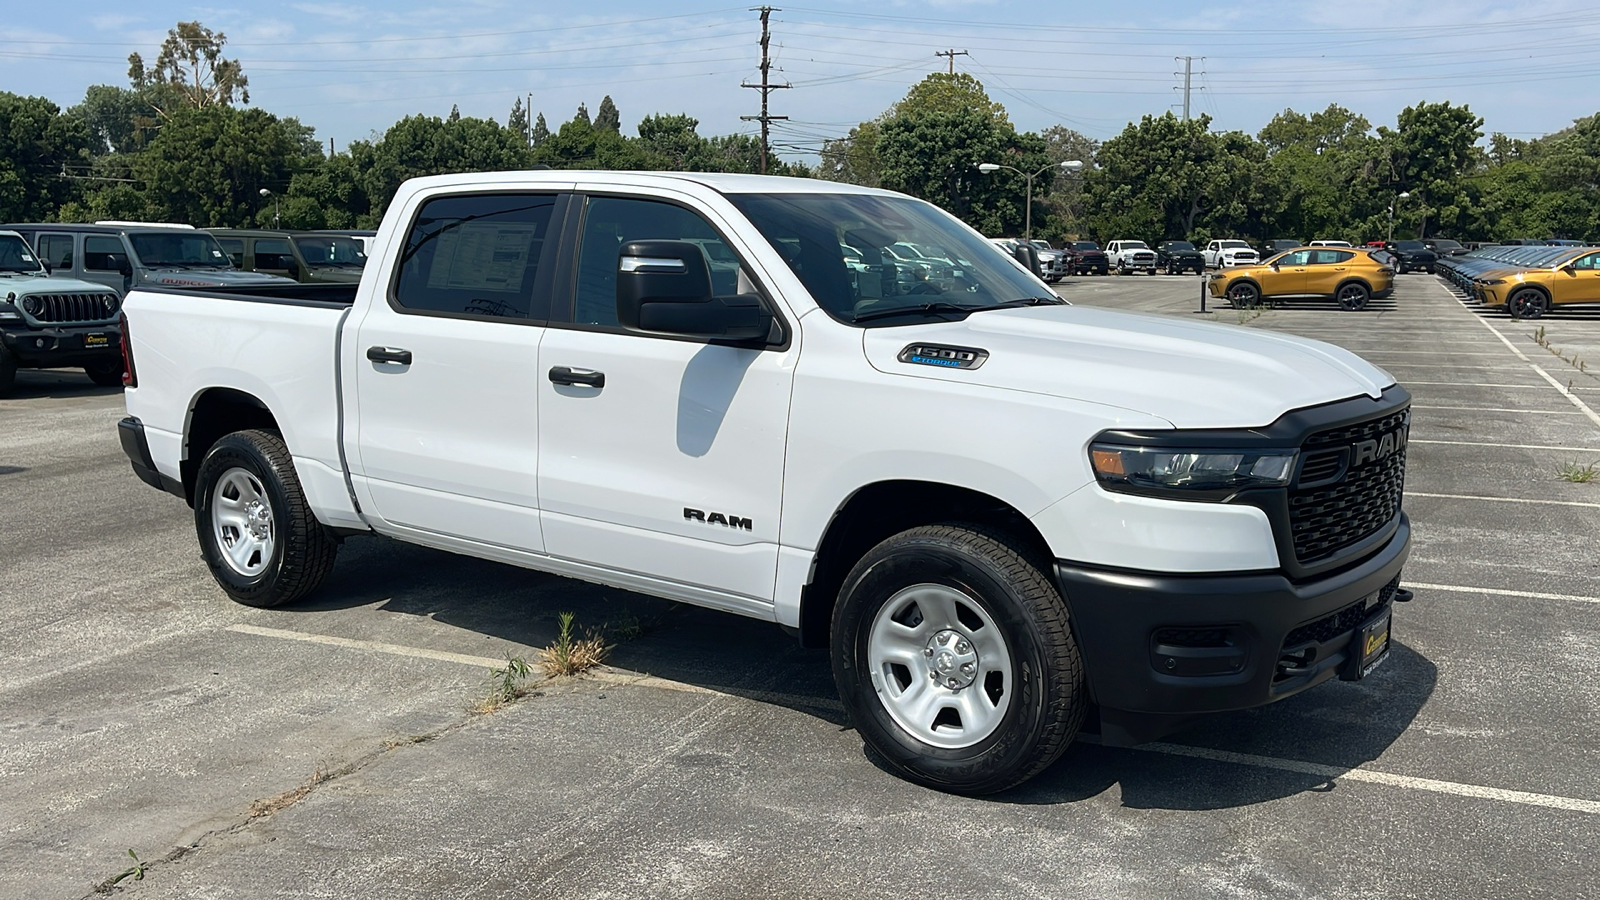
<box><xmin>1393</xmin><ymin>588</ymin><xmax>1414</xmax><ymax>603</ymax></box>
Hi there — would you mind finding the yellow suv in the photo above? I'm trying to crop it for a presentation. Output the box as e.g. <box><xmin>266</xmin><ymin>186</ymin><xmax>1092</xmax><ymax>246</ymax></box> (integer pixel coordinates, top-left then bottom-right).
<box><xmin>1481</xmin><ymin>248</ymin><xmax>1600</xmax><ymax>319</ymax></box>
<box><xmin>1208</xmin><ymin>247</ymin><xmax>1395</xmax><ymax>311</ymax></box>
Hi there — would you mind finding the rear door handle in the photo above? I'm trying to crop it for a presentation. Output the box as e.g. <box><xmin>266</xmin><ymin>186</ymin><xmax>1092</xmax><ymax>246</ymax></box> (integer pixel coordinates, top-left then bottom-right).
<box><xmin>366</xmin><ymin>346</ymin><xmax>413</xmax><ymax>365</ymax></box>
<box><xmin>548</xmin><ymin>366</ymin><xmax>605</xmax><ymax>388</ymax></box>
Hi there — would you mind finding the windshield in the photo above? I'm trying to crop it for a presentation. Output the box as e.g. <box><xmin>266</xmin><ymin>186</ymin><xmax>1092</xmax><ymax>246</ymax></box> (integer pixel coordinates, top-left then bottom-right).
<box><xmin>1121</xmin><ymin>241</ymin><xmax>1149</xmax><ymax>249</ymax></box>
<box><xmin>727</xmin><ymin>192</ymin><xmax>1054</xmax><ymax>325</ymax></box>
<box><xmin>1220</xmin><ymin>240</ymin><xmax>1250</xmax><ymax>249</ymax></box>
<box><xmin>1432</xmin><ymin>240</ymin><xmax>1462</xmax><ymax>250</ymax></box>
<box><xmin>0</xmin><ymin>235</ymin><xmax>44</xmax><ymax>273</ymax></box>
<box><xmin>1394</xmin><ymin>241</ymin><xmax>1425</xmax><ymax>251</ymax></box>
<box><xmin>128</xmin><ymin>232</ymin><xmax>233</xmax><ymax>268</ymax></box>
<box><xmin>1165</xmin><ymin>242</ymin><xmax>1196</xmax><ymax>251</ymax></box>
<box><xmin>1071</xmin><ymin>241</ymin><xmax>1099</xmax><ymax>251</ymax></box>
<box><xmin>293</xmin><ymin>235</ymin><xmax>367</xmax><ymax>267</ymax></box>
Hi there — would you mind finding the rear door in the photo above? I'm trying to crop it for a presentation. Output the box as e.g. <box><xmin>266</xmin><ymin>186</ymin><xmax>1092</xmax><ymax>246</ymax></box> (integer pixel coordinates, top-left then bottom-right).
<box><xmin>349</xmin><ymin>189</ymin><xmax>566</xmax><ymax>552</ymax></box>
<box><xmin>535</xmin><ymin>189</ymin><xmax>795</xmax><ymax>603</ymax></box>
<box><xmin>1304</xmin><ymin>249</ymin><xmax>1354</xmax><ymax>296</ymax></box>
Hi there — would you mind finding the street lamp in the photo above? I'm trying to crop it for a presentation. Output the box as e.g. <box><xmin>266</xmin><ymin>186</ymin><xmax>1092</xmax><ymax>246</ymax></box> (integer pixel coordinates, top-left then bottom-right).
<box><xmin>1387</xmin><ymin>191</ymin><xmax>1411</xmax><ymax>244</ymax></box>
<box><xmin>259</xmin><ymin>187</ymin><xmax>279</xmax><ymax>230</ymax></box>
<box><xmin>978</xmin><ymin>159</ymin><xmax>1083</xmax><ymax>242</ymax></box>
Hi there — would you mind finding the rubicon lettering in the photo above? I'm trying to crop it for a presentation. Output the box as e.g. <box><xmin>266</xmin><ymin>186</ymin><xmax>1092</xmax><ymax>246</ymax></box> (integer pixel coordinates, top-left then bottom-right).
<box><xmin>683</xmin><ymin>507</ymin><xmax>754</xmax><ymax>530</ymax></box>
<box><xmin>1352</xmin><ymin>427</ymin><xmax>1408</xmax><ymax>467</ymax></box>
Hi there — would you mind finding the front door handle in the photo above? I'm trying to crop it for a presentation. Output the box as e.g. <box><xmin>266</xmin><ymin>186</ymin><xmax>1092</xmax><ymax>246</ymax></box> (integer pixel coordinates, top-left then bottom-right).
<box><xmin>367</xmin><ymin>346</ymin><xmax>413</xmax><ymax>365</ymax></box>
<box><xmin>549</xmin><ymin>366</ymin><xmax>605</xmax><ymax>388</ymax></box>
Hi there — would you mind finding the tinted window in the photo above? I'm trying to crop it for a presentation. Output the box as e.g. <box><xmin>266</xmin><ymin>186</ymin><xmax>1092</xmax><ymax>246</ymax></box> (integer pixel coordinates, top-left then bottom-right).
<box><xmin>1394</xmin><ymin>241</ymin><xmax>1425</xmax><ymax>251</ymax></box>
<box><xmin>1280</xmin><ymin>250</ymin><xmax>1313</xmax><ymax>266</ymax></box>
<box><xmin>1313</xmin><ymin>250</ymin><xmax>1354</xmax><ymax>264</ymax></box>
<box><xmin>217</xmin><ymin>238</ymin><xmax>245</xmax><ymax>267</ymax></box>
<box><xmin>1165</xmin><ymin>242</ymin><xmax>1195</xmax><ymax>251</ymax></box>
<box><xmin>573</xmin><ymin>197</ymin><xmax>737</xmax><ymax>328</ymax></box>
<box><xmin>394</xmin><ymin>193</ymin><xmax>557</xmax><ymax>319</ymax></box>
<box><xmin>84</xmin><ymin>235</ymin><xmax>128</xmax><ymax>271</ymax></box>
<box><xmin>1071</xmin><ymin>242</ymin><xmax>1099</xmax><ymax>251</ymax></box>
<box><xmin>37</xmin><ymin>233</ymin><xmax>73</xmax><ymax>269</ymax></box>
<box><xmin>0</xmin><ymin>235</ymin><xmax>42</xmax><ymax>272</ymax></box>
<box><xmin>1571</xmin><ymin>253</ymin><xmax>1600</xmax><ymax>271</ymax></box>
<box><xmin>128</xmin><ymin>232</ymin><xmax>231</xmax><ymax>267</ymax></box>
<box><xmin>254</xmin><ymin>238</ymin><xmax>294</xmax><ymax>270</ymax></box>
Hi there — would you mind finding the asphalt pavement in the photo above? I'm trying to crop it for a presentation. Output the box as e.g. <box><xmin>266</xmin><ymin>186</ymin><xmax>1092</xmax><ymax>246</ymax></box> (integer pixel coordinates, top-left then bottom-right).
<box><xmin>2</xmin><ymin>273</ymin><xmax>1597</xmax><ymax>899</ymax></box>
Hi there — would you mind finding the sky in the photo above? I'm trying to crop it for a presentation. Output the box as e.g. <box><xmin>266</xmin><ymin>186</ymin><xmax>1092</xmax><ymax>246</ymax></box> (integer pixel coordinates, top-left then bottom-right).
<box><xmin>6</xmin><ymin>1</ymin><xmax>1600</xmax><ymax>159</ymax></box>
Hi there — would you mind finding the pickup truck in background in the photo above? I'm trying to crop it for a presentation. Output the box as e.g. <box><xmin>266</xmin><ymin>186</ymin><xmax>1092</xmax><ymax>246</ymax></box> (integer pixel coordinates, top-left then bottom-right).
<box><xmin>1154</xmin><ymin>241</ymin><xmax>1206</xmax><ymax>275</ymax></box>
<box><xmin>1106</xmin><ymin>240</ymin><xmax>1158</xmax><ymax>275</ymax></box>
<box><xmin>0</xmin><ymin>229</ymin><xmax>126</xmax><ymax>394</ymax></box>
<box><xmin>118</xmin><ymin>171</ymin><xmax>1413</xmax><ymax>794</ymax></box>
<box><xmin>1204</xmin><ymin>239</ymin><xmax>1260</xmax><ymax>269</ymax></box>
<box><xmin>1065</xmin><ymin>240</ymin><xmax>1109</xmax><ymax>275</ymax></box>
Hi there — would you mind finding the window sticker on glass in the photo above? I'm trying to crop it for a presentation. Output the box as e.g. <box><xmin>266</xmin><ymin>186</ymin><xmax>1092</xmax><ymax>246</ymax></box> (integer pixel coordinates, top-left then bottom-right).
<box><xmin>425</xmin><ymin>224</ymin><xmax>538</xmax><ymax>294</ymax></box>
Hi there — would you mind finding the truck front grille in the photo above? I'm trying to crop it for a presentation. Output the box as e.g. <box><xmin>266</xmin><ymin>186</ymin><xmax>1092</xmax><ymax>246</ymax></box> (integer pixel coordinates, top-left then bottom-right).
<box><xmin>1288</xmin><ymin>410</ymin><xmax>1408</xmax><ymax>564</ymax></box>
<box><xmin>23</xmin><ymin>292</ymin><xmax>121</xmax><ymax>324</ymax></box>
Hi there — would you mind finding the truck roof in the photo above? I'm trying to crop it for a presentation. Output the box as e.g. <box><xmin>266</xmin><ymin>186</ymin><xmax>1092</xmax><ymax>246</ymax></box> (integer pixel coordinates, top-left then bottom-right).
<box><xmin>395</xmin><ymin>170</ymin><xmax>896</xmax><ymax>197</ymax></box>
<box><xmin>0</xmin><ymin>222</ymin><xmax>205</xmax><ymax>236</ymax></box>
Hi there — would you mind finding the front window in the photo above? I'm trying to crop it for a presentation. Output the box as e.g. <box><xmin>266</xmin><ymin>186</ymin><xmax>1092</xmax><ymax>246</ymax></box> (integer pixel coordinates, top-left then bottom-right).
<box><xmin>127</xmin><ymin>232</ymin><xmax>233</xmax><ymax>268</ymax></box>
<box><xmin>1165</xmin><ymin>241</ymin><xmax>1196</xmax><ymax>252</ymax></box>
<box><xmin>1570</xmin><ymin>252</ymin><xmax>1600</xmax><ymax>271</ymax></box>
<box><xmin>1220</xmin><ymin>240</ymin><xmax>1251</xmax><ymax>250</ymax></box>
<box><xmin>1122</xmin><ymin>241</ymin><xmax>1149</xmax><ymax>250</ymax></box>
<box><xmin>293</xmin><ymin>235</ymin><xmax>367</xmax><ymax>267</ymax></box>
<box><xmin>1071</xmin><ymin>241</ymin><xmax>1099</xmax><ymax>251</ymax></box>
<box><xmin>0</xmin><ymin>235</ymin><xmax>43</xmax><ymax>273</ymax></box>
<box><xmin>727</xmin><ymin>192</ymin><xmax>1055</xmax><ymax>326</ymax></box>
<box><xmin>1394</xmin><ymin>241</ymin><xmax>1425</xmax><ymax>252</ymax></box>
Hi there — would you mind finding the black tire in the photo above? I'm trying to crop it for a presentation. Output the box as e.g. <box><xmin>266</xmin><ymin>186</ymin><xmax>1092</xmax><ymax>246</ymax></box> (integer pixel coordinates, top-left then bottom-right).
<box><xmin>1508</xmin><ymin>288</ymin><xmax>1549</xmax><ymax>320</ymax></box>
<box><xmin>831</xmin><ymin>524</ymin><xmax>1086</xmax><ymax>795</ymax></box>
<box><xmin>193</xmin><ymin>429</ymin><xmax>338</xmax><ymax>608</ymax></box>
<box><xmin>0</xmin><ymin>343</ymin><xmax>15</xmax><ymax>397</ymax></box>
<box><xmin>85</xmin><ymin>360</ymin><xmax>125</xmax><ymax>387</ymax></box>
<box><xmin>1336</xmin><ymin>281</ymin><xmax>1371</xmax><ymax>311</ymax></box>
<box><xmin>1227</xmin><ymin>280</ymin><xmax>1262</xmax><ymax>308</ymax></box>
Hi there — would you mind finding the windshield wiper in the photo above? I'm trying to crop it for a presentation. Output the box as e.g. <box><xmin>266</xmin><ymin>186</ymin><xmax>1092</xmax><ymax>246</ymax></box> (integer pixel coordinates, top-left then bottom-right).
<box><xmin>991</xmin><ymin>296</ymin><xmax>1066</xmax><ymax>307</ymax></box>
<box><xmin>850</xmin><ymin>302</ymin><xmax>984</xmax><ymax>323</ymax></box>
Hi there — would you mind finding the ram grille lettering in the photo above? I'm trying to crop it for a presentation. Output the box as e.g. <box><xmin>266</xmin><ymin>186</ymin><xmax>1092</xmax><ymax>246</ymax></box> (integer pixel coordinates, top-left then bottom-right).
<box><xmin>683</xmin><ymin>507</ymin><xmax>753</xmax><ymax>530</ymax></box>
<box><xmin>1351</xmin><ymin>427</ymin><xmax>1408</xmax><ymax>467</ymax></box>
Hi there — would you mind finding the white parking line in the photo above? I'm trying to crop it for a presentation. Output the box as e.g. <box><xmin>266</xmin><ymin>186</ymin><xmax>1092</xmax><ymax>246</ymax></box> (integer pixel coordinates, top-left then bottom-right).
<box><xmin>232</xmin><ymin>623</ymin><xmax>1600</xmax><ymax>815</ymax></box>
<box><xmin>1407</xmin><ymin>582</ymin><xmax>1600</xmax><ymax>605</ymax></box>
<box><xmin>1408</xmin><ymin>491</ymin><xmax>1600</xmax><ymax>509</ymax></box>
<box><xmin>1402</xmin><ymin>382</ymin><xmax>1554</xmax><ymax>389</ymax></box>
<box><xmin>1409</xmin><ymin>438</ymin><xmax>1600</xmax><ymax>453</ymax></box>
<box><xmin>1448</xmin><ymin>284</ymin><xmax>1600</xmax><ymax>429</ymax></box>
<box><xmin>1133</xmin><ymin>743</ymin><xmax>1600</xmax><ymax>816</ymax></box>
<box><xmin>1412</xmin><ymin>405</ymin><xmax>1585</xmax><ymax>415</ymax></box>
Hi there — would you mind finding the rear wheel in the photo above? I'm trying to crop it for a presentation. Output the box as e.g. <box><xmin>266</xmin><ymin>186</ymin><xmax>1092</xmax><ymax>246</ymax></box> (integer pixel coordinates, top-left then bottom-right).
<box><xmin>85</xmin><ymin>360</ymin><xmax>124</xmax><ymax>387</ymax></box>
<box><xmin>831</xmin><ymin>525</ymin><xmax>1086</xmax><ymax>795</ymax></box>
<box><xmin>1508</xmin><ymin>288</ymin><xmax>1549</xmax><ymax>320</ymax></box>
<box><xmin>1336</xmin><ymin>282</ymin><xmax>1371</xmax><ymax>311</ymax></box>
<box><xmin>194</xmin><ymin>429</ymin><xmax>338</xmax><ymax>608</ymax></box>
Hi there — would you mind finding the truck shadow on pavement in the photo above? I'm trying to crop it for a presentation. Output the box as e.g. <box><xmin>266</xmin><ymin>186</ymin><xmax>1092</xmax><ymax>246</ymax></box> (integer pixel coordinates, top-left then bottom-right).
<box><xmin>294</xmin><ymin>535</ymin><xmax>1437</xmax><ymax>812</ymax></box>
<box><xmin>7</xmin><ymin>370</ymin><xmax>124</xmax><ymax>399</ymax></box>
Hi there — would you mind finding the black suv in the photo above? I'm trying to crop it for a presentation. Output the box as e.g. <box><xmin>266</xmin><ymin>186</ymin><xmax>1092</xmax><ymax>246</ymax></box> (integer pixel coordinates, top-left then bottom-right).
<box><xmin>1258</xmin><ymin>239</ymin><xmax>1301</xmax><ymax>260</ymax></box>
<box><xmin>1385</xmin><ymin>240</ymin><xmax>1438</xmax><ymax>274</ymax></box>
<box><xmin>1154</xmin><ymin>240</ymin><xmax>1205</xmax><ymax>275</ymax></box>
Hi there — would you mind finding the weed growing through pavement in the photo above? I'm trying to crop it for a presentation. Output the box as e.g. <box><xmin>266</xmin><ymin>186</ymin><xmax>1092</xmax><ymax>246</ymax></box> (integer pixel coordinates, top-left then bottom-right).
<box><xmin>106</xmin><ymin>849</ymin><xmax>146</xmax><ymax>887</ymax></box>
<box><xmin>539</xmin><ymin>611</ymin><xmax>612</xmax><ymax>678</ymax></box>
<box><xmin>1557</xmin><ymin>461</ymin><xmax>1600</xmax><ymax>483</ymax></box>
<box><xmin>472</xmin><ymin>655</ymin><xmax>535</xmax><ymax>713</ymax></box>
<box><xmin>1531</xmin><ymin>326</ymin><xmax>1599</xmax><ymax>384</ymax></box>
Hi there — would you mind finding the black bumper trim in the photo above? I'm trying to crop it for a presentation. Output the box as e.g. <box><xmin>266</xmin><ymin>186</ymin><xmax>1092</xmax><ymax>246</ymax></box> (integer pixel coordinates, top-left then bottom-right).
<box><xmin>118</xmin><ymin>416</ymin><xmax>184</xmax><ymax>499</ymax></box>
<box><xmin>1055</xmin><ymin>515</ymin><xmax>1410</xmax><ymax>746</ymax></box>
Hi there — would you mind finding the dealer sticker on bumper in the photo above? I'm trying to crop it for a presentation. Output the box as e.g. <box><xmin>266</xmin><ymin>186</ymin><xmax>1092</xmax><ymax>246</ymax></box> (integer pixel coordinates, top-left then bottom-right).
<box><xmin>84</xmin><ymin>333</ymin><xmax>109</xmax><ymax>347</ymax></box>
<box><xmin>1345</xmin><ymin>607</ymin><xmax>1392</xmax><ymax>680</ymax></box>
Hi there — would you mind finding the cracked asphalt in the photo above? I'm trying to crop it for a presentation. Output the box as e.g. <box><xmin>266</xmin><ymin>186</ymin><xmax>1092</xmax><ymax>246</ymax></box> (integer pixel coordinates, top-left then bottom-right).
<box><xmin>2</xmin><ymin>272</ymin><xmax>1598</xmax><ymax>899</ymax></box>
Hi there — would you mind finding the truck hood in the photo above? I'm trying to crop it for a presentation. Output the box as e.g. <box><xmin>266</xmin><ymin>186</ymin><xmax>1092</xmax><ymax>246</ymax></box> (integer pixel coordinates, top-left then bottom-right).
<box><xmin>144</xmin><ymin>269</ymin><xmax>297</xmax><ymax>288</ymax></box>
<box><xmin>1</xmin><ymin>272</ymin><xmax>111</xmax><ymax>294</ymax></box>
<box><xmin>861</xmin><ymin>305</ymin><xmax>1393</xmax><ymax>429</ymax></box>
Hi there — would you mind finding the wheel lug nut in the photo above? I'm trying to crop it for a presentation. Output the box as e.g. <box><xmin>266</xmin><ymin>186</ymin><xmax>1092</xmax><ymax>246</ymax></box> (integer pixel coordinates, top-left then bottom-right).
<box><xmin>955</xmin><ymin>641</ymin><xmax>970</xmax><ymax>654</ymax></box>
<box><xmin>938</xmin><ymin>633</ymin><xmax>950</xmax><ymax>645</ymax></box>
<box><xmin>923</xmin><ymin>647</ymin><xmax>934</xmax><ymax>658</ymax></box>
<box><xmin>947</xmin><ymin>678</ymin><xmax>960</xmax><ymax>689</ymax></box>
<box><xmin>961</xmin><ymin>663</ymin><xmax>974</xmax><ymax>674</ymax></box>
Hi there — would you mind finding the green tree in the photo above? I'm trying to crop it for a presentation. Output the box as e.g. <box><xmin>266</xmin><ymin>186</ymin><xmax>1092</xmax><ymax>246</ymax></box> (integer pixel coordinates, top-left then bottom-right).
<box><xmin>594</xmin><ymin>95</ymin><xmax>621</xmax><ymax>133</ymax></box>
<box><xmin>508</xmin><ymin>96</ymin><xmax>529</xmax><ymax>145</ymax></box>
<box><xmin>133</xmin><ymin>105</ymin><xmax>314</xmax><ymax>226</ymax></box>
<box><xmin>1036</xmin><ymin>125</ymin><xmax>1098</xmax><ymax>238</ymax></box>
<box><xmin>532</xmin><ymin>113</ymin><xmax>653</xmax><ymax>170</ymax></box>
<box><xmin>360</xmin><ymin>113</ymin><xmax>531</xmax><ymax>219</ymax></box>
<box><xmin>1084</xmin><ymin>113</ymin><xmax>1262</xmax><ymax>243</ymax></box>
<box><xmin>890</xmin><ymin>73</ymin><xmax>1009</xmax><ymax>126</ymax></box>
<box><xmin>70</xmin><ymin>85</ymin><xmax>161</xmax><ymax>155</ymax></box>
<box><xmin>820</xmin><ymin>122</ymin><xmax>881</xmax><ymax>187</ymax></box>
<box><xmin>878</xmin><ymin>108</ymin><xmax>1045</xmax><ymax>236</ymax></box>
<box><xmin>127</xmin><ymin>21</ymin><xmax>248</xmax><ymax>117</ymax></box>
<box><xmin>0</xmin><ymin>92</ymin><xmax>92</xmax><ymax>221</ymax></box>
<box><xmin>531</xmin><ymin>113</ymin><xmax>549</xmax><ymax>147</ymax></box>
<box><xmin>1256</xmin><ymin>105</ymin><xmax>1376</xmax><ymax>242</ymax></box>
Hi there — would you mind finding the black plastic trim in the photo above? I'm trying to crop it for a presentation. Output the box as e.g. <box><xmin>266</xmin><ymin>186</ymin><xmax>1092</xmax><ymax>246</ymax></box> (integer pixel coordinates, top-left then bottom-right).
<box><xmin>118</xmin><ymin>416</ymin><xmax>184</xmax><ymax>499</ymax></box>
<box><xmin>1055</xmin><ymin>516</ymin><xmax>1410</xmax><ymax>746</ymax></box>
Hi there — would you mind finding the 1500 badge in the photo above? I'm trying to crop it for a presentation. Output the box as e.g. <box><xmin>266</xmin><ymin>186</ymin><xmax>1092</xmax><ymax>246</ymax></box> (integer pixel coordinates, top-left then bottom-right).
<box><xmin>684</xmin><ymin>507</ymin><xmax>753</xmax><ymax>530</ymax></box>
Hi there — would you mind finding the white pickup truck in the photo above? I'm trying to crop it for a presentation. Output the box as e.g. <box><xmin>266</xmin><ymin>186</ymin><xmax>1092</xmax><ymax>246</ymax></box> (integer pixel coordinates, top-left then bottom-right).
<box><xmin>118</xmin><ymin>172</ymin><xmax>1412</xmax><ymax>794</ymax></box>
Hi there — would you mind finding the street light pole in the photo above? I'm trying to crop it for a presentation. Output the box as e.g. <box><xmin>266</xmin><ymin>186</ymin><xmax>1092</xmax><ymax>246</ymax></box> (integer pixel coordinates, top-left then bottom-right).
<box><xmin>259</xmin><ymin>187</ymin><xmax>279</xmax><ymax>229</ymax></box>
<box><xmin>978</xmin><ymin>159</ymin><xmax>1083</xmax><ymax>243</ymax></box>
<box><xmin>1387</xmin><ymin>191</ymin><xmax>1410</xmax><ymax>244</ymax></box>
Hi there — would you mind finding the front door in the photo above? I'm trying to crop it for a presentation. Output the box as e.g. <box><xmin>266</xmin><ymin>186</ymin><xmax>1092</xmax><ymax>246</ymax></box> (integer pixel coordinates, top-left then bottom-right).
<box><xmin>537</xmin><ymin>192</ymin><xmax>795</xmax><ymax>603</ymax></box>
<box><xmin>1268</xmin><ymin>248</ymin><xmax>1312</xmax><ymax>297</ymax></box>
<box><xmin>350</xmin><ymin>191</ymin><xmax>563</xmax><ymax>552</ymax></box>
<box><xmin>1560</xmin><ymin>251</ymin><xmax>1600</xmax><ymax>305</ymax></box>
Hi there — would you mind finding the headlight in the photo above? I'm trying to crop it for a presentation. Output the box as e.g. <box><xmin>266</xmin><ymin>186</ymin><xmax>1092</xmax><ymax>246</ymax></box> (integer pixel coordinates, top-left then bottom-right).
<box><xmin>21</xmin><ymin>296</ymin><xmax>42</xmax><ymax>316</ymax></box>
<box><xmin>1482</xmin><ymin>278</ymin><xmax>1505</xmax><ymax>285</ymax></box>
<box><xmin>1089</xmin><ymin>442</ymin><xmax>1297</xmax><ymax>501</ymax></box>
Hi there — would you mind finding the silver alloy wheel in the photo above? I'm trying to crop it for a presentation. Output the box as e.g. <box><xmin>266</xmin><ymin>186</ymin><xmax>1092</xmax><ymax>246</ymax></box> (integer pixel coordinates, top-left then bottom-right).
<box><xmin>211</xmin><ymin>466</ymin><xmax>276</xmax><ymax>577</ymax></box>
<box><xmin>866</xmin><ymin>583</ymin><xmax>1013</xmax><ymax>750</ymax></box>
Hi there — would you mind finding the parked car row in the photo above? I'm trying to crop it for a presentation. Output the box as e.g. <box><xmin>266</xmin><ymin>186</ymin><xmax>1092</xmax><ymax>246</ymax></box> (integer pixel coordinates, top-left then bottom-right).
<box><xmin>1437</xmin><ymin>242</ymin><xmax>1600</xmax><ymax>319</ymax></box>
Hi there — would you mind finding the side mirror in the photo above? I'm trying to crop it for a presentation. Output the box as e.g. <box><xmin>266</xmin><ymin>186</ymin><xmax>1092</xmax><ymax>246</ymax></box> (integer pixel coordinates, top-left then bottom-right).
<box><xmin>41</xmin><ymin>260</ymin><xmax>52</xmax><ymax>274</ymax></box>
<box><xmin>615</xmin><ymin>240</ymin><xmax>769</xmax><ymax>341</ymax></box>
<box><xmin>116</xmin><ymin>258</ymin><xmax>132</xmax><ymax>278</ymax></box>
<box><xmin>285</xmin><ymin>260</ymin><xmax>301</xmax><ymax>279</ymax></box>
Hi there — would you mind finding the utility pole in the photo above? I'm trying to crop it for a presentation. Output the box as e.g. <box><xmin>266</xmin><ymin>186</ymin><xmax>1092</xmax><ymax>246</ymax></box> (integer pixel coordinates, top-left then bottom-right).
<box><xmin>1176</xmin><ymin>56</ymin><xmax>1194</xmax><ymax>121</ymax></box>
<box><xmin>935</xmin><ymin>49</ymin><xmax>969</xmax><ymax>74</ymax></box>
<box><xmin>740</xmin><ymin>6</ymin><xmax>790</xmax><ymax>175</ymax></box>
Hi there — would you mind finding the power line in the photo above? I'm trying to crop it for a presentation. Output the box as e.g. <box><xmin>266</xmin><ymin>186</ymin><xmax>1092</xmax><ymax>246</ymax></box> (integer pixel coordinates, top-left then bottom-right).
<box><xmin>740</xmin><ymin>6</ymin><xmax>790</xmax><ymax>175</ymax></box>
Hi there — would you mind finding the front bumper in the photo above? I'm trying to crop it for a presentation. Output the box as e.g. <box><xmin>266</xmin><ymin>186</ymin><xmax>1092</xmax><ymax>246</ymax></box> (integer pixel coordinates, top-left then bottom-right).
<box><xmin>1055</xmin><ymin>515</ymin><xmax>1410</xmax><ymax>746</ymax></box>
<box><xmin>1</xmin><ymin>323</ymin><xmax>122</xmax><ymax>366</ymax></box>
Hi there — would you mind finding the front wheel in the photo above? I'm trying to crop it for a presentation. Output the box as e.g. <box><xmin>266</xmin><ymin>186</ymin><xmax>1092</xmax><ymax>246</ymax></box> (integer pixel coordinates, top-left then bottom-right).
<box><xmin>1508</xmin><ymin>288</ymin><xmax>1549</xmax><ymax>320</ymax></box>
<box><xmin>194</xmin><ymin>429</ymin><xmax>338</xmax><ymax>608</ymax></box>
<box><xmin>831</xmin><ymin>525</ymin><xmax>1086</xmax><ymax>795</ymax></box>
<box><xmin>1227</xmin><ymin>281</ymin><xmax>1261</xmax><ymax>308</ymax></box>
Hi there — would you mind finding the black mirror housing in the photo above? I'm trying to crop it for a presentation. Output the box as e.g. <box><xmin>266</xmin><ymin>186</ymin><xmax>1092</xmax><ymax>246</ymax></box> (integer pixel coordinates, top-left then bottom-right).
<box><xmin>616</xmin><ymin>240</ymin><xmax>769</xmax><ymax>341</ymax></box>
<box><xmin>41</xmin><ymin>259</ymin><xmax>52</xmax><ymax>274</ymax></box>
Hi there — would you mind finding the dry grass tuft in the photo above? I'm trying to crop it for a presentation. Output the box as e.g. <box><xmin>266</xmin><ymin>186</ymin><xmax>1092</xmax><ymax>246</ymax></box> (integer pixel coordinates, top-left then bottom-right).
<box><xmin>539</xmin><ymin>611</ymin><xmax>612</xmax><ymax>678</ymax></box>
